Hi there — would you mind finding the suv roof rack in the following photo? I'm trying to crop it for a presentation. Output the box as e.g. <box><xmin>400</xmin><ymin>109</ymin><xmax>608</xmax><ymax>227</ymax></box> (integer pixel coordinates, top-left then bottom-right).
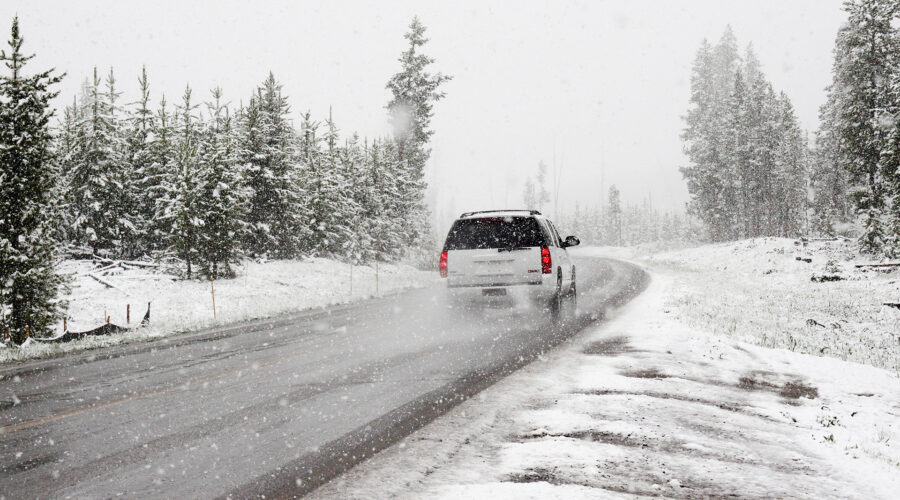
<box><xmin>459</xmin><ymin>209</ymin><xmax>541</xmax><ymax>218</ymax></box>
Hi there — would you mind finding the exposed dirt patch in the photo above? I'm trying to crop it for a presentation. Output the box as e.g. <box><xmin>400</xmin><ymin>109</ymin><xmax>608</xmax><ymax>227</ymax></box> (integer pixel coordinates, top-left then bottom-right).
<box><xmin>779</xmin><ymin>381</ymin><xmax>818</xmax><ymax>399</ymax></box>
<box><xmin>580</xmin><ymin>389</ymin><xmax>744</xmax><ymax>416</ymax></box>
<box><xmin>738</xmin><ymin>371</ymin><xmax>818</xmax><ymax>400</ymax></box>
<box><xmin>506</xmin><ymin>468</ymin><xmax>671</xmax><ymax>497</ymax></box>
<box><xmin>582</xmin><ymin>335</ymin><xmax>641</xmax><ymax>356</ymax></box>
<box><xmin>514</xmin><ymin>429</ymin><xmax>811</xmax><ymax>477</ymax></box>
<box><xmin>578</xmin><ymin>389</ymin><xmax>756</xmax><ymax>417</ymax></box>
<box><xmin>620</xmin><ymin>368</ymin><xmax>670</xmax><ymax>379</ymax></box>
<box><xmin>505</xmin><ymin>467</ymin><xmax>562</xmax><ymax>484</ymax></box>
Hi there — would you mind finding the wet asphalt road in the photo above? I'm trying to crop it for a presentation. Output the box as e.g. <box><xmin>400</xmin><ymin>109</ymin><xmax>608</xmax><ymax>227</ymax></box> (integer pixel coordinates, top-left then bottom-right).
<box><xmin>0</xmin><ymin>256</ymin><xmax>647</xmax><ymax>499</ymax></box>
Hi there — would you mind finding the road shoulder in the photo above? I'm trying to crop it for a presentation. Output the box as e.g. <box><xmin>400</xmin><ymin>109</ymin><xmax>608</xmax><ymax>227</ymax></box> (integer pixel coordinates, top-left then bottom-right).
<box><xmin>311</xmin><ymin>272</ymin><xmax>900</xmax><ymax>499</ymax></box>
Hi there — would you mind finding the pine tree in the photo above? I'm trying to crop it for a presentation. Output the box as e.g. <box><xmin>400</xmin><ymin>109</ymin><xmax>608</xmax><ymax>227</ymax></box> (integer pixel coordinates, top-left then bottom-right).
<box><xmin>337</xmin><ymin>133</ymin><xmax>367</xmax><ymax>263</ymax></box>
<box><xmin>158</xmin><ymin>85</ymin><xmax>201</xmax><ymax>277</ymax></box>
<box><xmin>55</xmin><ymin>96</ymin><xmax>80</xmax><ymax>245</ymax></box>
<box><xmin>828</xmin><ymin>0</ymin><xmax>899</xmax><ymax>253</ymax></box>
<box><xmin>606</xmin><ymin>185</ymin><xmax>622</xmax><ymax>246</ymax></box>
<box><xmin>241</xmin><ymin>73</ymin><xmax>304</xmax><ymax>259</ymax></box>
<box><xmin>68</xmin><ymin>67</ymin><xmax>131</xmax><ymax>255</ymax></box>
<box><xmin>681</xmin><ymin>32</ymin><xmax>741</xmax><ymax>242</ymax></box>
<box><xmin>126</xmin><ymin>66</ymin><xmax>160</xmax><ymax>257</ymax></box>
<box><xmin>147</xmin><ymin>94</ymin><xmax>174</xmax><ymax>252</ymax></box>
<box><xmin>522</xmin><ymin>176</ymin><xmax>537</xmax><ymax>209</ymax></box>
<box><xmin>318</xmin><ymin>109</ymin><xmax>356</xmax><ymax>256</ymax></box>
<box><xmin>386</xmin><ymin>17</ymin><xmax>451</xmax><ymax>250</ymax></box>
<box><xmin>0</xmin><ymin>17</ymin><xmax>67</xmax><ymax>342</ymax></box>
<box><xmin>811</xmin><ymin>90</ymin><xmax>851</xmax><ymax>235</ymax></box>
<box><xmin>195</xmin><ymin>88</ymin><xmax>247</xmax><ymax>278</ymax></box>
<box><xmin>536</xmin><ymin>161</ymin><xmax>550</xmax><ymax>212</ymax></box>
<box><xmin>772</xmin><ymin>93</ymin><xmax>808</xmax><ymax>237</ymax></box>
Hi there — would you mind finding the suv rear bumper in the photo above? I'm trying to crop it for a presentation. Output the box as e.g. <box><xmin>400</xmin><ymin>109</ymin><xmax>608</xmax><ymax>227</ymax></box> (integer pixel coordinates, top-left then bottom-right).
<box><xmin>447</xmin><ymin>281</ymin><xmax>541</xmax><ymax>288</ymax></box>
<box><xmin>445</xmin><ymin>278</ymin><xmax>557</xmax><ymax>306</ymax></box>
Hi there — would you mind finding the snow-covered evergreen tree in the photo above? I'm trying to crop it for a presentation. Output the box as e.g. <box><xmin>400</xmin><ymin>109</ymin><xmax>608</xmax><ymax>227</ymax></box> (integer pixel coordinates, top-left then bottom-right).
<box><xmin>606</xmin><ymin>185</ymin><xmax>622</xmax><ymax>246</ymax></box>
<box><xmin>241</xmin><ymin>73</ymin><xmax>304</xmax><ymax>259</ymax></box>
<box><xmin>195</xmin><ymin>88</ymin><xmax>247</xmax><ymax>278</ymax></box>
<box><xmin>0</xmin><ymin>17</ymin><xmax>67</xmax><ymax>342</ymax></box>
<box><xmin>522</xmin><ymin>176</ymin><xmax>537</xmax><ymax>210</ymax></box>
<box><xmin>386</xmin><ymin>17</ymin><xmax>451</xmax><ymax>251</ymax></box>
<box><xmin>681</xmin><ymin>32</ymin><xmax>740</xmax><ymax>242</ymax></box>
<box><xmin>146</xmin><ymin>94</ymin><xmax>175</xmax><ymax>253</ymax></box>
<box><xmin>125</xmin><ymin>66</ymin><xmax>160</xmax><ymax>257</ymax></box>
<box><xmin>811</xmin><ymin>90</ymin><xmax>852</xmax><ymax>236</ymax></box>
<box><xmin>68</xmin><ymin>67</ymin><xmax>133</xmax><ymax>255</ymax></box>
<box><xmin>826</xmin><ymin>0</ymin><xmax>899</xmax><ymax>253</ymax></box>
<box><xmin>158</xmin><ymin>86</ymin><xmax>201</xmax><ymax>277</ymax></box>
<box><xmin>682</xmin><ymin>28</ymin><xmax>809</xmax><ymax>242</ymax></box>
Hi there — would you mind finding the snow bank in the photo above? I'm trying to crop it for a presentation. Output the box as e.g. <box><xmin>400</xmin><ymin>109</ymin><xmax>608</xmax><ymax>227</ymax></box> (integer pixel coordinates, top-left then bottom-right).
<box><xmin>1</xmin><ymin>258</ymin><xmax>437</xmax><ymax>364</ymax></box>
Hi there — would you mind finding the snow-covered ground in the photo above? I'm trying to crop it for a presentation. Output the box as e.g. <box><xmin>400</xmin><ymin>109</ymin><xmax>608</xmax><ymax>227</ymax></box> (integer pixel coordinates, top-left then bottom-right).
<box><xmin>0</xmin><ymin>258</ymin><xmax>437</xmax><ymax>364</ymax></box>
<box><xmin>643</xmin><ymin>238</ymin><xmax>900</xmax><ymax>374</ymax></box>
<box><xmin>311</xmin><ymin>242</ymin><xmax>900</xmax><ymax>499</ymax></box>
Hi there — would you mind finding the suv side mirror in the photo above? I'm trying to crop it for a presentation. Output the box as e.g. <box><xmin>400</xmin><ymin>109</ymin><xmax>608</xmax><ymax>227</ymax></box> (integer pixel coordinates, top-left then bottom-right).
<box><xmin>563</xmin><ymin>235</ymin><xmax>580</xmax><ymax>248</ymax></box>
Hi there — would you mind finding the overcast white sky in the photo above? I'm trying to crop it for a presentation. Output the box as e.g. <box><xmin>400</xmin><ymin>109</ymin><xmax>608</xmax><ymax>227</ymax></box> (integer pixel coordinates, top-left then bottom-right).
<box><xmin>3</xmin><ymin>0</ymin><xmax>846</xmax><ymax>231</ymax></box>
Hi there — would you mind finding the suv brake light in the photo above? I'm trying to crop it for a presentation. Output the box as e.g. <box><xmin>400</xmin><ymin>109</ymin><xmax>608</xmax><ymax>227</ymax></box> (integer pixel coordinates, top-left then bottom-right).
<box><xmin>541</xmin><ymin>246</ymin><xmax>552</xmax><ymax>274</ymax></box>
<box><xmin>439</xmin><ymin>251</ymin><xmax>448</xmax><ymax>278</ymax></box>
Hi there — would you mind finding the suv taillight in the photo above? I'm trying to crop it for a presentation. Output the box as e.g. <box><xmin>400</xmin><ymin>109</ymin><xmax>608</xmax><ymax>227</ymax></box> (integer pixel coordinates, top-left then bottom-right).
<box><xmin>541</xmin><ymin>246</ymin><xmax>552</xmax><ymax>274</ymax></box>
<box><xmin>439</xmin><ymin>251</ymin><xmax>448</xmax><ymax>278</ymax></box>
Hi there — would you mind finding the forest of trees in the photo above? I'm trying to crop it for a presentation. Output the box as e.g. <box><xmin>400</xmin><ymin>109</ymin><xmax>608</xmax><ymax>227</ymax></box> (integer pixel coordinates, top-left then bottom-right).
<box><xmin>813</xmin><ymin>0</ymin><xmax>900</xmax><ymax>255</ymax></box>
<box><xmin>683</xmin><ymin>1</ymin><xmax>900</xmax><ymax>257</ymax></box>
<box><xmin>0</xmin><ymin>17</ymin><xmax>448</xmax><ymax>341</ymax></box>
<box><xmin>681</xmin><ymin>27</ymin><xmax>808</xmax><ymax>243</ymax></box>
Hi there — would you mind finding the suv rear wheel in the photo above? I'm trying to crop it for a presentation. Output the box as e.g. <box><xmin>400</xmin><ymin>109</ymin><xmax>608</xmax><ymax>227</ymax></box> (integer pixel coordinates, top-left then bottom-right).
<box><xmin>568</xmin><ymin>266</ymin><xmax>577</xmax><ymax>319</ymax></box>
<box><xmin>549</xmin><ymin>269</ymin><xmax>563</xmax><ymax>323</ymax></box>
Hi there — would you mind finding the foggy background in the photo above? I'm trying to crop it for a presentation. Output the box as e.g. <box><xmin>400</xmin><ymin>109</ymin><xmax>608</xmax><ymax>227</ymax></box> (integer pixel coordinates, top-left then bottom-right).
<box><xmin>2</xmin><ymin>0</ymin><xmax>845</xmax><ymax>235</ymax></box>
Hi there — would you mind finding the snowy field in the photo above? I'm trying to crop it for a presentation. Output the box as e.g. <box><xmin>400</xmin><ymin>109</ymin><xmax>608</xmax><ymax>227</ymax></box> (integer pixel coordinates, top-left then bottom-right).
<box><xmin>0</xmin><ymin>258</ymin><xmax>437</xmax><ymax>364</ymax></box>
<box><xmin>639</xmin><ymin>238</ymin><xmax>900</xmax><ymax>374</ymax></box>
<box><xmin>311</xmin><ymin>242</ymin><xmax>900</xmax><ymax>498</ymax></box>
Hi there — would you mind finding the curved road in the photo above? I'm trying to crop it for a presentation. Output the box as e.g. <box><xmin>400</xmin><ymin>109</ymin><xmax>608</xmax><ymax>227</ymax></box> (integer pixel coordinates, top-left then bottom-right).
<box><xmin>0</xmin><ymin>256</ymin><xmax>647</xmax><ymax>498</ymax></box>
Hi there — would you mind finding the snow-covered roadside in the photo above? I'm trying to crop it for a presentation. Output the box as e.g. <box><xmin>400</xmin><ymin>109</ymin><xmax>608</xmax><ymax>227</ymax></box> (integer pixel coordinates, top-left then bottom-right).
<box><xmin>0</xmin><ymin>258</ymin><xmax>437</xmax><ymax>364</ymax></box>
<box><xmin>311</xmin><ymin>269</ymin><xmax>900</xmax><ymax>499</ymax></box>
<box><xmin>641</xmin><ymin>238</ymin><xmax>900</xmax><ymax>374</ymax></box>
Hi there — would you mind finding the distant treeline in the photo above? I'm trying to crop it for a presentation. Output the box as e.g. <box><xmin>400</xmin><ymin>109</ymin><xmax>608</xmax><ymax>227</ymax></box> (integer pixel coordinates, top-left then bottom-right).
<box><xmin>557</xmin><ymin>185</ymin><xmax>695</xmax><ymax>247</ymax></box>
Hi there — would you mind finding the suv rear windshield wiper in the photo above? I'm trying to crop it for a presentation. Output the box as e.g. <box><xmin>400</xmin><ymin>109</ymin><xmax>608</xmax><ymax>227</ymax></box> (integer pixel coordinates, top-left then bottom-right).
<box><xmin>497</xmin><ymin>246</ymin><xmax>531</xmax><ymax>252</ymax></box>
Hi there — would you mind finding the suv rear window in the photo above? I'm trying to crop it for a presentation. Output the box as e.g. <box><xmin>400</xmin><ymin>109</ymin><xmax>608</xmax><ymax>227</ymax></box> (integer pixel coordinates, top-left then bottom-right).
<box><xmin>443</xmin><ymin>217</ymin><xmax>547</xmax><ymax>250</ymax></box>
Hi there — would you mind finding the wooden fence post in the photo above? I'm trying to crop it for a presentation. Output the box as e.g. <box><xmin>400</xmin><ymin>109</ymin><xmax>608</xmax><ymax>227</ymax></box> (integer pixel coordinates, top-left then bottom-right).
<box><xmin>210</xmin><ymin>277</ymin><xmax>217</xmax><ymax>319</ymax></box>
<box><xmin>127</xmin><ymin>304</ymin><xmax>130</xmax><ymax>324</ymax></box>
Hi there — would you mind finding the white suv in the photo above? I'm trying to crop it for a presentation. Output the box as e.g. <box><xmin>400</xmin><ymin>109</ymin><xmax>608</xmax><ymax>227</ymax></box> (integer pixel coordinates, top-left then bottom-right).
<box><xmin>439</xmin><ymin>210</ymin><xmax>579</xmax><ymax>317</ymax></box>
